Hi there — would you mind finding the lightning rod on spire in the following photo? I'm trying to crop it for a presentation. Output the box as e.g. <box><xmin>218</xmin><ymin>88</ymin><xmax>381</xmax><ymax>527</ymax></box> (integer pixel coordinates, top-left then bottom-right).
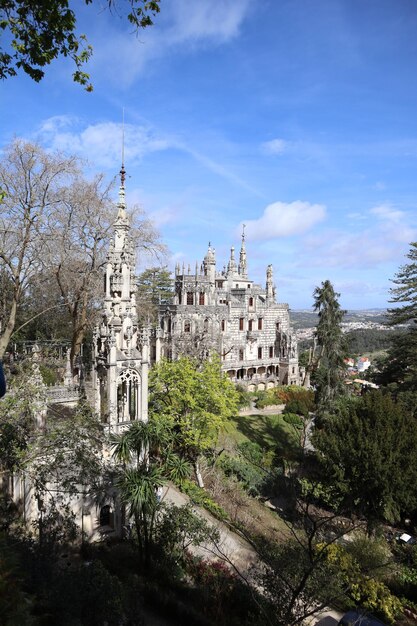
<box><xmin>120</xmin><ymin>108</ymin><xmax>126</xmax><ymax>187</ymax></box>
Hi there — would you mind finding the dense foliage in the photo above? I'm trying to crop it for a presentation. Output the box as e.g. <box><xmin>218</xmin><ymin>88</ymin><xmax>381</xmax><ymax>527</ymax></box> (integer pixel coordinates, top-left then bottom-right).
<box><xmin>0</xmin><ymin>0</ymin><xmax>160</xmax><ymax>88</ymax></box>
<box><xmin>314</xmin><ymin>391</ymin><xmax>417</xmax><ymax>531</ymax></box>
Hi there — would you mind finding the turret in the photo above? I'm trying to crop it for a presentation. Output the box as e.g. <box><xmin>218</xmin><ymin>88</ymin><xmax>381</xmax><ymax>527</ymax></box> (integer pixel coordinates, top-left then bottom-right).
<box><xmin>203</xmin><ymin>242</ymin><xmax>216</xmax><ymax>284</ymax></box>
<box><xmin>266</xmin><ymin>264</ymin><xmax>275</xmax><ymax>302</ymax></box>
<box><xmin>226</xmin><ymin>245</ymin><xmax>238</xmax><ymax>277</ymax></box>
<box><xmin>238</xmin><ymin>224</ymin><xmax>247</xmax><ymax>278</ymax></box>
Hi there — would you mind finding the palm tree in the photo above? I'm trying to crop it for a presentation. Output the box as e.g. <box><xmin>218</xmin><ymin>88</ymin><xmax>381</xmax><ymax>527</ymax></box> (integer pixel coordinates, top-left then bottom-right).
<box><xmin>111</xmin><ymin>417</ymin><xmax>191</xmax><ymax>566</ymax></box>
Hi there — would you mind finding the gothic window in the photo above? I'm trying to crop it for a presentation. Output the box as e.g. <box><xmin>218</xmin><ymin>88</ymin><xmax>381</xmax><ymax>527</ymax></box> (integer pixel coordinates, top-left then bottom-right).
<box><xmin>99</xmin><ymin>505</ymin><xmax>113</xmax><ymax>527</ymax></box>
<box><xmin>258</xmin><ymin>346</ymin><xmax>263</xmax><ymax>359</ymax></box>
<box><xmin>235</xmin><ymin>284</ymin><xmax>239</xmax><ymax>289</ymax></box>
<box><xmin>217</xmin><ymin>281</ymin><xmax>224</xmax><ymax>288</ymax></box>
<box><xmin>221</xmin><ymin>319</ymin><xmax>225</xmax><ymax>332</ymax></box>
<box><xmin>117</xmin><ymin>369</ymin><xmax>140</xmax><ymax>423</ymax></box>
<box><xmin>239</xmin><ymin>349</ymin><xmax>244</xmax><ymax>361</ymax></box>
<box><xmin>258</xmin><ymin>318</ymin><xmax>263</xmax><ymax>330</ymax></box>
<box><xmin>187</xmin><ymin>292</ymin><xmax>194</xmax><ymax>305</ymax></box>
<box><xmin>292</xmin><ymin>367</ymin><xmax>295</xmax><ymax>374</ymax></box>
<box><xmin>249</xmin><ymin>297</ymin><xmax>254</xmax><ymax>307</ymax></box>
<box><xmin>247</xmin><ymin>284</ymin><xmax>251</xmax><ymax>289</ymax></box>
<box><xmin>204</xmin><ymin>318</ymin><xmax>209</xmax><ymax>331</ymax></box>
<box><xmin>276</xmin><ymin>321</ymin><xmax>280</xmax><ymax>330</ymax></box>
<box><xmin>184</xmin><ymin>320</ymin><xmax>191</xmax><ymax>332</ymax></box>
<box><xmin>248</xmin><ymin>319</ymin><xmax>253</xmax><ymax>331</ymax></box>
<box><xmin>239</xmin><ymin>318</ymin><xmax>244</xmax><ymax>331</ymax></box>
<box><xmin>167</xmin><ymin>318</ymin><xmax>172</xmax><ymax>333</ymax></box>
<box><xmin>269</xmin><ymin>346</ymin><xmax>273</xmax><ymax>358</ymax></box>
<box><xmin>199</xmin><ymin>292</ymin><xmax>205</xmax><ymax>305</ymax></box>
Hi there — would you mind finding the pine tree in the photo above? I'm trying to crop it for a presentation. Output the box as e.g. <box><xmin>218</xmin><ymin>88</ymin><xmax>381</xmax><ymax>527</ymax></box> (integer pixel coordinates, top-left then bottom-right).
<box><xmin>312</xmin><ymin>280</ymin><xmax>347</xmax><ymax>411</ymax></box>
<box><xmin>379</xmin><ymin>242</ymin><xmax>417</xmax><ymax>388</ymax></box>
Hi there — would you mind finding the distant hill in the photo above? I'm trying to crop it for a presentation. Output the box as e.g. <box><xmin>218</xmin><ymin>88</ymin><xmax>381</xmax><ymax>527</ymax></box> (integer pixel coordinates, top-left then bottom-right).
<box><xmin>290</xmin><ymin>309</ymin><xmax>388</xmax><ymax>329</ymax></box>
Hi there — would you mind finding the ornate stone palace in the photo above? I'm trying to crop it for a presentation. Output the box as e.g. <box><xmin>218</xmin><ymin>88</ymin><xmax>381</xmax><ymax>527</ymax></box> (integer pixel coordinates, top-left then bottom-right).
<box><xmin>155</xmin><ymin>234</ymin><xmax>300</xmax><ymax>390</ymax></box>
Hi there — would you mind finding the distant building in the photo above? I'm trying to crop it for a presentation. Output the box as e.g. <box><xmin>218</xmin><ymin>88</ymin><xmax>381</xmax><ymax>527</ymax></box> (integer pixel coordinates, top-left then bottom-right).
<box><xmin>356</xmin><ymin>356</ymin><xmax>371</xmax><ymax>372</ymax></box>
<box><xmin>154</xmin><ymin>234</ymin><xmax>300</xmax><ymax>390</ymax></box>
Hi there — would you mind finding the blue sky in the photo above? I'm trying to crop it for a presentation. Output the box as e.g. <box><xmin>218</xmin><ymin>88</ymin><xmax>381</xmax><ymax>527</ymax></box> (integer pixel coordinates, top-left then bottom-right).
<box><xmin>1</xmin><ymin>0</ymin><xmax>417</xmax><ymax>309</ymax></box>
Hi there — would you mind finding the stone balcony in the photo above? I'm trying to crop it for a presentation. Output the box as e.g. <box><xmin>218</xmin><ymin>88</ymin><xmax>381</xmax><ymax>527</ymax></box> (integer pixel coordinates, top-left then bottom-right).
<box><xmin>223</xmin><ymin>357</ymin><xmax>289</xmax><ymax>370</ymax></box>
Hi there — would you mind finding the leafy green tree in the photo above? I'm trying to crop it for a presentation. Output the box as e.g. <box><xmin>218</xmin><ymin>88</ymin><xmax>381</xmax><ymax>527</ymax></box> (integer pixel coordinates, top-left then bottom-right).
<box><xmin>156</xmin><ymin>502</ymin><xmax>220</xmax><ymax>567</ymax></box>
<box><xmin>0</xmin><ymin>365</ymin><xmax>107</xmax><ymax>543</ymax></box>
<box><xmin>0</xmin><ymin>0</ymin><xmax>160</xmax><ymax>89</ymax></box>
<box><xmin>149</xmin><ymin>356</ymin><xmax>239</xmax><ymax>487</ymax></box>
<box><xmin>314</xmin><ymin>391</ymin><xmax>417</xmax><ymax>532</ymax></box>
<box><xmin>136</xmin><ymin>266</ymin><xmax>173</xmax><ymax>325</ymax></box>
<box><xmin>377</xmin><ymin>242</ymin><xmax>417</xmax><ymax>388</ymax></box>
<box><xmin>311</xmin><ymin>280</ymin><xmax>347</xmax><ymax>412</ymax></box>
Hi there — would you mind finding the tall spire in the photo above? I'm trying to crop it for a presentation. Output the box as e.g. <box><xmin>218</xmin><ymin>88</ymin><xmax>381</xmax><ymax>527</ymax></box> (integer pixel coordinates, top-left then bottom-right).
<box><xmin>116</xmin><ymin>110</ymin><xmax>128</xmax><ymax>222</ymax></box>
<box><xmin>239</xmin><ymin>223</ymin><xmax>247</xmax><ymax>278</ymax></box>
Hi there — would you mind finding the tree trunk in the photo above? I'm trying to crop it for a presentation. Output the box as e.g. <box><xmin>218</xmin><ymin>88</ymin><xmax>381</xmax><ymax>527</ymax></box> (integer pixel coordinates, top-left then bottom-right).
<box><xmin>195</xmin><ymin>459</ymin><xmax>204</xmax><ymax>488</ymax></box>
<box><xmin>0</xmin><ymin>296</ymin><xmax>18</xmax><ymax>358</ymax></box>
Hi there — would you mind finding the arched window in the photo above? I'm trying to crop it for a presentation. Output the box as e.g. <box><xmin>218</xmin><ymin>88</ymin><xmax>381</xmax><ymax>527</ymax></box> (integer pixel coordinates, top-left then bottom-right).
<box><xmin>221</xmin><ymin>320</ymin><xmax>226</xmax><ymax>332</ymax></box>
<box><xmin>184</xmin><ymin>320</ymin><xmax>191</xmax><ymax>333</ymax></box>
<box><xmin>248</xmin><ymin>319</ymin><xmax>253</xmax><ymax>331</ymax></box>
<box><xmin>199</xmin><ymin>292</ymin><xmax>205</xmax><ymax>305</ymax></box>
<box><xmin>99</xmin><ymin>505</ymin><xmax>112</xmax><ymax>526</ymax></box>
<box><xmin>117</xmin><ymin>369</ymin><xmax>140</xmax><ymax>422</ymax></box>
<box><xmin>239</xmin><ymin>349</ymin><xmax>244</xmax><ymax>361</ymax></box>
<box><xmin>204</xmin><ymin>318</ymin><xmax>209</xmax><ymax>332</ymax></box>
<box><xmin>187</xmin><ymin>292</ymin><xmax>194</xmax><ymax>305</ymax></box>
<box><xmin>249</xmin><ymin>297</ymin><xmax>254</xmax><ymax>307</ymax></box>
<box><xmin>258</xmin><ymin>318</ymin><xmax>263</xmax><ymax>330</ymax></box>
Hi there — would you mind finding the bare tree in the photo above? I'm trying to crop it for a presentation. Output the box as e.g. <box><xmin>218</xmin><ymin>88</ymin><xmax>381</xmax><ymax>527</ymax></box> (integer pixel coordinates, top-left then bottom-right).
<box><xmin>0</xmin><ymin>140</ymin><xmax>78</xmax><ymax>357</ymax></box>
<box><xmin>0</xmin><ymin>140</ymin><xmax>166</xmax><ymax>369</ymax></box>
<box><xmin>45</xmin><ymin>176</ymin><xmax>166</xmax><ymax>373</ymax></box>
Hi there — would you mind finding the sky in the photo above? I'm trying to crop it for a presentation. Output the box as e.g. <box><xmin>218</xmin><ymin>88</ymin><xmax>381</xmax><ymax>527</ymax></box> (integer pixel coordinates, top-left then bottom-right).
<box><xmin>1</xmin><ymin>0</ymin><xmax>417</xmax><ymax>309</ymax></box>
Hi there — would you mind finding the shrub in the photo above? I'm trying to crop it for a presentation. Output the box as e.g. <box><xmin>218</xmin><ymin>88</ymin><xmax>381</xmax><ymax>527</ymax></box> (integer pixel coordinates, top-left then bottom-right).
<box><xmin>39</xmin><ymin>364</ymin><xmax>58</xmax><ymax>386</ymax></box>
<box><xmin>284</xmin><ymin>399</ymin><xmax>309</xmax><ymax>416</ymax></box>
<box><xmin>283</xmin><ymin>413</ymin><xmax>304</xmax><ymax>428</ymax></box>
<box><xmin>219</xmin><ymin>453</ymin><xmax>266</xmax><ymax>497</ymax></box>
<box><xmin>179</xmin><ymin>480</ymin><xmax>229</xmax><ymax>521</ymax></box>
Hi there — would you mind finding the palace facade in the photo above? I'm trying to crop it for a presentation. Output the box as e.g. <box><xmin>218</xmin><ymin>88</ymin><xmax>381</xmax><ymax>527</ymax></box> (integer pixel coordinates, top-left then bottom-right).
<box><xmin>155</xmin><ymin>235</ymin><xmax>300</xmax><ymax>390</ymax></box>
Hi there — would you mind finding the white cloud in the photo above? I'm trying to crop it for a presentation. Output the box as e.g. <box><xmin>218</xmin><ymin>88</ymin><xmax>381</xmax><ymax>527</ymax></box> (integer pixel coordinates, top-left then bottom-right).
<box><xmin>91</xmin><ymin>0</ymin><xmax>251</xmax><ymax>87</ymax></box>
<box><xmin>167</xmin><ymin>0</ymin><xmax>251</xmax><ymax>44</ymax></box>
<box><xmin>37</xmin><ymin>118</ymin><xmax>173</xmax><ymax>168</ymax></box>
<box><xmin>370</xmin><ymin>204</ymin><xmax>415</xmax><ymax>244</ymax></box>
<box><xmin>261</xmin><ymin>138</ymin><xmax>288</xmax><ymax>155</ymax></box>
<box><xmin>370</xmin><ymin>204</ymin><xmax>404</xmax><ymax>223</ymax></box>
<box><xmin>241</xmin><ymin>201</ymin><xmax>326</xmax><ymax>241</ymax></box>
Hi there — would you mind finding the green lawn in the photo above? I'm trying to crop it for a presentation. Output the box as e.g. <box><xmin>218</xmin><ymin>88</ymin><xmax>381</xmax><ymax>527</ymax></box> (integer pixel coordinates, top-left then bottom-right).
<box><xmin>222</xmin><ymin>413</ymin><xmax>302</xmax><ymax>460</ymax></box>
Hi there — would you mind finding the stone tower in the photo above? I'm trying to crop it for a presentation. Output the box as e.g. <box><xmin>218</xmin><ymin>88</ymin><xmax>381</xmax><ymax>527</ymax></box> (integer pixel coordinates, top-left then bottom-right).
<box><xmin>92</xmin><ymin>165</ymin><xmax>149</xmax><ymax>432</ymax></box>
